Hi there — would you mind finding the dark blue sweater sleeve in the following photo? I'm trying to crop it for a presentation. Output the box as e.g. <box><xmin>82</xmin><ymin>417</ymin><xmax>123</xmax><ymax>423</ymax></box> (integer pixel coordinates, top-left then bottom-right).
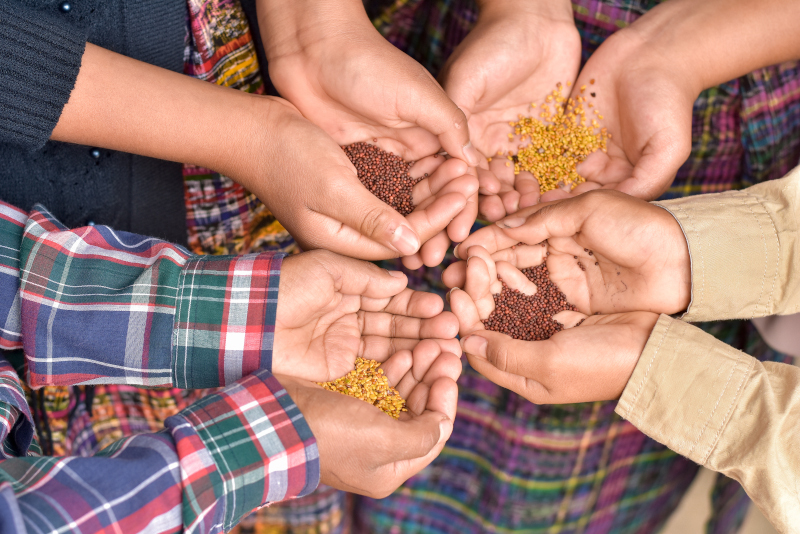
<box><xmin>0</xmin><ymin>2</ymin><xmax>87</xmax><ymax>150</ymax></box>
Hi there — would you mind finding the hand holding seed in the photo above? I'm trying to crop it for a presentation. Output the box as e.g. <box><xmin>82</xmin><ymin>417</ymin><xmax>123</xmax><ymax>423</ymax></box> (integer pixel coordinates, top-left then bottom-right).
<box><xmin>540</xmin><ymin>30</ymin><xmax>696</xmax><ymax>201</ymax></box>
<box><xmin>447</xmin><ymin>190</ymin><xmax>692</xmax><ymax>317</ymax></box>
<box><xmin>276</xmin><ymin>345</ymin><xmax>460</xmax><ymax>498</ymax></box>
<box><xmin>274</xmin><ymin>250</ymin><xmax>461</xmax><ymax>383</ymax></box>
<box><xmin>438</xmin><ymin>1</ymin><xmax>582</xmax><ymax>220</ymax></box>
<box><xmin>343</xmin><ymin>143</ymin><xmax>480</xmax><ymax>268</ymax></box>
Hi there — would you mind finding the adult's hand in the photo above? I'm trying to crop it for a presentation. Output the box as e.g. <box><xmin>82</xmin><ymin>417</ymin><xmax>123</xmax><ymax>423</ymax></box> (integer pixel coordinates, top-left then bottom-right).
<box><xmin>274</xmin><ymin>250</ymin><xmax>461</xmax><ymax>382</ymax></box>
<box><xmin>277</xmin><ymin>345</ymin><xmax>461</xmax><ymax>498</ymax></box>
<box><xmin>444</xmin><ymin>190</ymin><xmax>692</xmax><ymax>316</ymax></box>
<box><xmin>439</xmin><ymin>0</ymin><xmax>581</xmax><ymax>220</ymax></box>
<box><xmin>447</xmin><ymin>252</ymin><xmax>658</xmax><ymax>404</ymax></box>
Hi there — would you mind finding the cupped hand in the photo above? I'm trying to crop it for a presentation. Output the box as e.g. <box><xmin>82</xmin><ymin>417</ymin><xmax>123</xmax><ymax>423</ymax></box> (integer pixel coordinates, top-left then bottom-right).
<box><xmin>541</xmin><ymin>29</ymin><xmax>697</xmax><ymax>202</ymax></box>
<box><xmin>277</xmin><ymin>344</ymin><xmax>461</xmax><ymax>498</ymax></box>
<box><xmin>257</xmin><ymin>0</ymin><xmax>481</xmax><ymax>166</ymax></box>
<box><xmin>444</xmin><ymin>190</ymin><xmax>692</xmax><ymax>316</ymax></box>
<box><xmin>274</xmin><ymin>250</ymin><xmax>461</xmax><ymax>382</ymax></box>
<box><xmin>439</xmin><ymin>0</ymin><xmax>581</xmax><ymax>220</ymax></box>
<box><xmin>245</xmin><ymin>97</ymin><xmax>476</xmax><ymax>261</ymax></box>
<box><xmin>446</xmin><ymin>252</ymin><xmax>657</xmax><ymax>404</ymax></box>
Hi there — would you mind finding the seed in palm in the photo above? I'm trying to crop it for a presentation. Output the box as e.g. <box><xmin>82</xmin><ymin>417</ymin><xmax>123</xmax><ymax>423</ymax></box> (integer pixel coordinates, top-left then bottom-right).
<box><xmin>317</xmin><ymin>357</ymin><xmax>408</xmax><ymax>419</ymax></box>
<box><xmin>342</xmin><ymin>142</ymin><xmax>421</xmax><ymax>216</ymax></box>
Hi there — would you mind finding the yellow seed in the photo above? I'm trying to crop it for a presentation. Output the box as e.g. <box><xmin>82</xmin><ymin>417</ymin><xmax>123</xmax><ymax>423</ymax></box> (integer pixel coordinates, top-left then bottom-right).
<box><xmin>317</xmin><ymin>357</ymin><xmax>407</xmax><ymax>419</ymax></box>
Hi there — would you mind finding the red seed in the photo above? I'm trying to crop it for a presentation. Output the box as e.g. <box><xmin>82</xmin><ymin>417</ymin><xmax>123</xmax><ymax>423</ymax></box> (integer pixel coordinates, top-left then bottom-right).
<box><xmin>342</xmin><ymin>142</ymin><xmax>421</xmax><ymax>216</ymax></box>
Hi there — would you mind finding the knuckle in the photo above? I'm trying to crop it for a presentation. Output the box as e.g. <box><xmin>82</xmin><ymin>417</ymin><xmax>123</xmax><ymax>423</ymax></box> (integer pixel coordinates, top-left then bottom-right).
<box><xmin>488</xmin><ymin>344</ymin><xmax>511</xmax><ymax>373</ymax></box>
<box><xmin>360</xmin><ymin>205</ymin><xmax>395</xmax><ymax>239</ymax></box>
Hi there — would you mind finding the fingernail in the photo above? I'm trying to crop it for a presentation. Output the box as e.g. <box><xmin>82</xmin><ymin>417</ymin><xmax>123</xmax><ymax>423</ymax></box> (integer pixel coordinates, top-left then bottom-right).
<box><xmin>392</xmin><ymin>225</ymin><xmax>420</xmax><ymax>255</ymax></box>
<box><xmin>462</xmin><ymin>141</ymin><xmax>481</xmax><ymax>167</ymax></box>
<box><xmin>438</xmin><ymin>419</ymin><xmax>452</xmax><ymax>444</ymax></box>
<box><xmin>453</xmin><ymin>243</ymin><xmax>461</xmax><ymax>259</ymax></box>
<box><xmin>387</xmin><ymin>270</ymin><xmax>406</xmax><ymax>278</ymax></box>
<box><xmin>497</xmin><ymin>217</ymin><xmax>525</xmax><ymax>229</ymax></box>
<box><xmin>461</xmin><ymin>335</ymin><xmax>487</xmax><ymax>359</ymax></box>
<box><xmin>446</xmin><ymin>287</ymin><xmax>458</xmax><ymax>303</ymax></box>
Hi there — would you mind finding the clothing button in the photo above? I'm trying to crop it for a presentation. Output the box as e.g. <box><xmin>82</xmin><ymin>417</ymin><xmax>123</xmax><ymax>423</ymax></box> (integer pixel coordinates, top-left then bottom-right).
<box><xmin>90</xmin><ymin>148</ymin><xmax>101</xmax><ymax>159</ymax></box>
<box><xmin>87</xmin><ymin>221</ymin><xmax>95</xmax><ymax>226</ymax></box>
<box><xmin>59</xmin><ymin>2</ymin><xmax>71</xmax><ymax>13</ymax></box>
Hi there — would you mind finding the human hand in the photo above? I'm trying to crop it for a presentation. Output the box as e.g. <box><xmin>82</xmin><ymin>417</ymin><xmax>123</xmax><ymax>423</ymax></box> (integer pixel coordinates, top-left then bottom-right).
<box><xmin>444</xmin><ymin>190</ymin><xmax>692</xmax><ymax>316</ymax></box>
<box><xmin>438</xmin><ymin>0</ymin><xmax>581</xmax><ymax>220</ymax></box>
<box><xmin>540</xmin><ymin>29</ymin><xmax>697</xmax><ymax>202</ymax></box>
<box><xmin>274</xmin><ymin>250</ymin><xmax>461</xmax><ymax>382</ymax></box>
<box><xmin>450</xmin><ymin>277</ymin><xmax>657</xmax><ymax>403</ymax></box>
<box><xmin>277</xmin><ymin>345</ymin><xmax>460</xmax><ymax>497</ymax></box>
<box><xmin>243</xmin><ymin>97</ymin><xmax>477</xmax><ymax>261</ymax></box>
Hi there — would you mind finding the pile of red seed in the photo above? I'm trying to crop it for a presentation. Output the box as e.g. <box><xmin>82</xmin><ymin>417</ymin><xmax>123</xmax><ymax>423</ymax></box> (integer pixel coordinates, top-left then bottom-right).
<box><xmin>342</xmin><ymin>142</ymin><xmax>421</xmax><ymax>216</ymax></box>
<box><xmin>483</xmin><ymin>262</ymin><xmax>578</xmax><ymax>341</ymax></box>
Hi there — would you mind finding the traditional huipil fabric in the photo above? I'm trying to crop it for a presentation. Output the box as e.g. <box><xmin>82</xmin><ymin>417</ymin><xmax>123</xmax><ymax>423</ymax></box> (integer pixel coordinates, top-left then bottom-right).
<box><xmin>0</xmin><ymin>201</ymin><xmax>319</xmax><ymax>532</ymax></box>
<box><xmin>354</xmin><ymin>1</ymin><xmax>800</xmax><ymax>534</ymax></box>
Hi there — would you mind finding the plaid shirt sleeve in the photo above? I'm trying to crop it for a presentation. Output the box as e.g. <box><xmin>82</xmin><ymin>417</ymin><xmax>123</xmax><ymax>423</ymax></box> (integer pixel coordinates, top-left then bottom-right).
<box><xmin>0</xmin><ymin>200</ymin><xmax>283</xmax><ymax>389</ymax></box>
<box><xmin>0</xmin><ymin>360</ymin><xmax>320</xmax><ymax>533</ymax></box>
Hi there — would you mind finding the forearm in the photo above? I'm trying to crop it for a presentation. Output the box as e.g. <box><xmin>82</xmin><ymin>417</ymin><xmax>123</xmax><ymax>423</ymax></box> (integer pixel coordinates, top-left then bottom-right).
<box><xmin>617</xmin><ymin>315</ymin><xmax>800</xmax><ymax>533</ymax></box>
<box><xmin>657</xmin><ymin>165</ymin><xmax>800</xmax><ymax>321</ymax></box>
<box><xmin>623</xmin><ymin>0</ymin><xmax>800</xmax><ymax>94</ymax></box>
<box><xmin>52</xmin><ymin>43</ymin><xmax>270</xmax><ymax>189</ymax></box>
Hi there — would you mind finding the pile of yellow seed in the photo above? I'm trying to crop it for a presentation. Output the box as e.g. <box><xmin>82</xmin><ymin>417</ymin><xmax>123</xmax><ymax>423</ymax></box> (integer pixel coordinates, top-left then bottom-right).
<box><xmin>317</xmin><ymin>357</ymin><xmax>407</xmax><ymax>419</ymax></box>
<box><xmin>505</xmin><ymin>81</ymin><xmax>610</xmax><ymax>194</ymax></box>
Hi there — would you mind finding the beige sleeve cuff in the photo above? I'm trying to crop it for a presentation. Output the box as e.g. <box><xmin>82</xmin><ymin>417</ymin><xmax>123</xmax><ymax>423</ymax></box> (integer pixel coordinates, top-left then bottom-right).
<box><xmin>616</xmin><ymin>314</ymin><xmax>755</xmax><ymax>464</ymax></box>
<box><xmin>654</xmin><ymin>168</ymin><xmax>800</xmax><ymax>321</ymax></box>
<box><xmin>617</xmin><ymin>314</ymin><xmax>800</xmax><ymax>533</ymax></box>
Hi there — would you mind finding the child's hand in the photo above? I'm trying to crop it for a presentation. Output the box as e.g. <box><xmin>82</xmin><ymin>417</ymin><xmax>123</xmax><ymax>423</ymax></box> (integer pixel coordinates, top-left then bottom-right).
<box><xmin>444</xmin><ymin>190</ymin><xmax>692</xmax><ymax>317</ymax></box>
<box><xmin>539</xmin><ymin>30</ymin><xmax>696</xmax><ymax>202</ymax></box>
<box><xmin>246</xmin><ymin>98</ymin><xmax>475</xmax><ymax>261</ymax></box>
<box><xmin>277</xmin><ymin>346</ymin><xmax>460</xmax><ymax>497</ymax></box>
<box><xmin>438</xmin><ymin>0</ymin><xmax>581</xmax><ymax>221</ymax></box>
<box><xmin>274</xmin><ymin>250</ymin><xmax>461</xmax><ymax>382</ymax></box>
<box><xmin>444</xmin><ymin>246</ymin><xmax>657</xmax><ymax>404</ymax></box>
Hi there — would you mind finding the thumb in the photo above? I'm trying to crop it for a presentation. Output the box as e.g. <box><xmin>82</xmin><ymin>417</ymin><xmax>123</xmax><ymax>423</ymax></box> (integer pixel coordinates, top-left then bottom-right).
<box><xmin>461</xmin><ymin>330</ymin><xmax>543</xmax><ymax>378</ymax></box>
<box><xmin>321</xmin><ymin>167</ymin><xmax>423</xmax><ymax>256</ymax></box>
<box><xmin>618</xmin><ymin>126</ymin><xmax>691</xmax><ymax>200</ymax></box>
<box><xmin>397</xmin><ymin>67</ymin><xmax>481</xmax><ymax>167</ymax></box>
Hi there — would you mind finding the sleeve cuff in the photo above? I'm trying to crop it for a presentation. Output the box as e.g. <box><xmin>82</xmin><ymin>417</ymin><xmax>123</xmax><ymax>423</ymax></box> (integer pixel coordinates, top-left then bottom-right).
<box><xmin>654</xmin><ymin>180</ymin><xmax>789</xmax><ymax>322</ymax></box>
<box><xmin>171</xmin><ymin>252</ymin><xmax>284</xmax><ymax>389</ymax></box>
<box><xmin>0</xmin><ymin>3</ymin><xmax>87</xmax><ymax>150</ymax></box>
<box><xmin>616</xmin><ymin>314</ymin><xmax>755</xmax><ymax>465</ymax></box>
<box><xmin>167</xmin><ymin>369</ymin><xmax>319</xmax><ymax>532</ymax></box>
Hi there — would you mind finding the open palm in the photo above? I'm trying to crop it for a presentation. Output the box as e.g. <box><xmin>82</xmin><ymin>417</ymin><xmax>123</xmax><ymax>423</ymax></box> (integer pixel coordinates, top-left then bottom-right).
<box><xmin>273</xmin><ymin>250</ymin><xmax>460</xmax><ymax>382</ymax></box>
<box><xmin>439</xmin><ymin>5</ymin><xmax>582</xmax><ymax>220</ymax></box>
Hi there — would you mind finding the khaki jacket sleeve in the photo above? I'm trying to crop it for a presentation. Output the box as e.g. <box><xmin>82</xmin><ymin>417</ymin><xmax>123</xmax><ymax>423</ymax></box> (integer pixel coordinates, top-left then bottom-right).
<box><xmin>655</xmin><ymin>165</ymin><xmax>800</xmax><ymax>322</ymax></box>
<box><xmin>617</xmin><ymin>315</ymin><xmax>800</xmax><ymax>534</ymax></box>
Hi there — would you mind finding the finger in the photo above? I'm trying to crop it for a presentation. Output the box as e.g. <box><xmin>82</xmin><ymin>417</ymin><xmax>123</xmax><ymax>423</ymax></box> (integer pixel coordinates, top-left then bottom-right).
<box><xmin>380</xmin><ymin>349</ymin><xmax>414</xmax><ymax>387</ymax></box>
<box><xmin>386</xmin><ymin>402</ymin><xmax>453</xmax><ymax>462</ymax></box>
<box><xmin>489</xmin><ymin>155</ymin><xmax>516</xmax><ymax>188</ymax></box>
<box><xmin>495</xmin><ymin>198</ymin><xmax>590</xmax><ymax>246</ymax></box>
<box><xmin>405</xmin><ymin>192</ymin><xmax>468</xmax><ymax>246</ymax></box>
<box><xmin>315</xmin><ymin>169</ymin><xmax>423</xmax><ymax>256</ymax></box>
<box><xmin>411</xmin><ymin>158</ymin><xmax>469</xmax><ymax>202</ymax></box>
<box><xmin>408</xmin><ymin>154</ymin><xmax>446</xmax><ymax>180</ymax></box>
<box><xmin>449</xmin><ymin>287</ymin><xmax>486</xmax><ymax>337</ymax></box>
<box><xmin>463</xmin><ymin>257</ymin><xmax>495</xmax><ymax>320</ymax></box>
<box><xmin>358</xmin><ymin>310</ymin><xmax>459</xmax><ymax>340</ymax></box>
<box><xmin>400</xmin><ymin>73</ymin><xmax>481</xmax><ymax>167</ymax></box>
<box><xmin>401</xmin><ymin>253</ymin><xmax>424</xmax><ymax>270</ymax></box>
<box><xmin>478</xmin><ymin>194</ymin><xmax>507</xmax><ymax>222</ymax></box>
<box><xmin>515</xmin><ymin>170</ymin><xmax>540</xmax><ymax>209</ymax></box>
<box><xmin>372</xmin><ymin>287</ymin><xmax>445</xmax><ymax>318</ymax></box>
<box><xmin>394</xmin><ymin>340</ymin><xmax>443</xmax><ymax>399</ymax></box>
<box><xmin>501</xmin><ymin>190</ymin><xmax>521</xmax><ymax>216</ymax></box>
<box><xmin>552</xmin><ymin>310</ymin><xmax>588</xmax><ymax>328</ymax></box>
<box><xmin>453</xmin><ymin>223</ymin><xmax>519</xmax><ymax>258</ymax></box>
<box><xmin>495</xmin><ymin>261</ymin><xmax>536</xmax><ymax>295</ymax></box>
<box><xmin>489</xmin><ymin>242</ymin><xmax>547</xmax><ymax>269</ymax></box>
<box><xmin>477</xmin><ymin>166</ymin><xmax>501</xmax><ymax>195</ymax></box>
<box><xmin>419</xmin><ymin>230</ymin><xmax>451</xmax><ymax>268</ymax></box>
<box><xmin>306</xmin><ymin>250</ymin><xmax>409</xmax><ymax>298</ymax></box>
<box><xmin>442</xmin><ymin>260</ymin><xmax>466</xmax><ymax>289</ymax></box>
<box><xmin>447</xmin><ymin>189</ymin><xmax>479</xmax><ymax>243</ymax></box>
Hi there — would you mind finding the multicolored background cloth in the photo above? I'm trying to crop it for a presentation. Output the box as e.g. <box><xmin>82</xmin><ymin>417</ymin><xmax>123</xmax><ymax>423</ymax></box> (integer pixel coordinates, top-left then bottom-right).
<box><xmin>29</xmin><ymin>0</ymin><xmax>799</xmax><ymax>533</ymax></box>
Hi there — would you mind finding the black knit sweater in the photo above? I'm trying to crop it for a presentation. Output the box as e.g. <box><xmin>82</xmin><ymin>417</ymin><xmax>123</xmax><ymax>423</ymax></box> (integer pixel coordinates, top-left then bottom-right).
<box><xmin>0</xmin><ymin>0</ymin><xmax>188</xmax><ymax>243</ymax></box>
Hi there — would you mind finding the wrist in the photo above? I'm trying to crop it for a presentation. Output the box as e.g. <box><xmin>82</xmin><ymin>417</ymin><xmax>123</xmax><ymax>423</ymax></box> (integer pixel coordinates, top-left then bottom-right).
<box><xmin>256</xmin><ymin>0</ymin><xmax>373</xmax><ymax>60</ymax></box>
